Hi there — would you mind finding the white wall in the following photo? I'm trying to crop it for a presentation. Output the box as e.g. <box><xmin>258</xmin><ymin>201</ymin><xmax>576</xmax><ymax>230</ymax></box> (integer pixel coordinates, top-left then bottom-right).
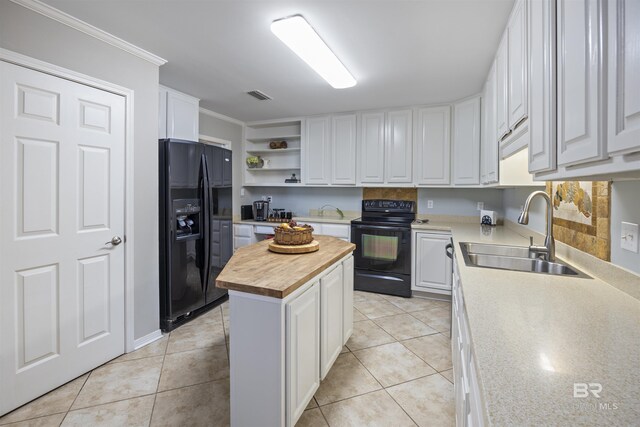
<box><xmin>418</xmin><ymin>188</ymin><xmax>504</xmax><ymax>217</ymax></box>
<box><xmin>502</xmin><ymin>186</ymin><xmax>547</xmax><ymax>233</ymax></box>
<box><xmin>611</xmin><ymin>181</ymin><xmax>640</xmax><ymax>275</ymax></box>
<box><xmin>0</xmin><ymin>2</ymin><xmax>161</xmax><ymax>340</ymax></box>
<box><xmin>199</xmin><ymin>111</ymin><xmax>244</xmax><ymax>216</ymax></box>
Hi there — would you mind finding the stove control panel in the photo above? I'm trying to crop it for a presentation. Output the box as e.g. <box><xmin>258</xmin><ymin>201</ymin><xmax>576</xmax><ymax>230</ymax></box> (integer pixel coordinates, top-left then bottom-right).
<box><xmin>362</xmin><ymin>199</ymin><xmax>415</xmax><ymax>212</ymax></box>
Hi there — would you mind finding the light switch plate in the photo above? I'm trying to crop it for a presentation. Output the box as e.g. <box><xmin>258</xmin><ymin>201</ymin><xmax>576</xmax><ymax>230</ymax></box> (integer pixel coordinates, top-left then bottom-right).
<box><xmin>477</xmin><ymin>202</ymin><xmax>484</xmax><ymax>211</ymax></box>
<box><xmin>621</xmin><ymin>222</ymin><xmax>639</xmax><ymax>253</ymax></box>
<box><xmin>427</xmin><ymin>200</ymin><xmax>434</xmax><ymax>209</ymax></box>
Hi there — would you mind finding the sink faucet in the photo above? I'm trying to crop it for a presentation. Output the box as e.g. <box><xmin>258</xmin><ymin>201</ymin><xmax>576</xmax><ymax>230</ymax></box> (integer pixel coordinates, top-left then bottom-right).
<box><xmin>518</xmin><ymin>190</ymin><xmax>555</xmax><ymax>262</ymax></box>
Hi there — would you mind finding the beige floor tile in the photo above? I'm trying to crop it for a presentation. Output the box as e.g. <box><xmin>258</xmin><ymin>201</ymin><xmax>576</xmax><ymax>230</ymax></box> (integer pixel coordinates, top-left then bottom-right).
<box><xmin>296</xmin><ymin>408</ymin><xmax>327</xmax><ymax>427</ymax></box>
<box><xmin>386</xmin><ymin>374</ymin><xmax>454</xmax><ymax>427</ymax></box>
<box><xmin>352</xmin><ymin>307</ymin><xmax>367</xmax><ymax>322</ymax></box>
<box><xmin>0</xmin><ymin>375</ymin><xmax>88</xmax><ymax>424</ymax></box>
<box><xmin>158</xmin><ymin>346</ymin><xmax>229</xmax><ymax>391</ymax></box>
<box><xmin>354</xmin><ymin>299</ymin><xmax>404</xmax><ymax>319</ymax></box>
<box><xmin>440</xmin><ymin>369</ymin><xmax>454</xmax><ymax>384</ymax></box>
<box><xmin>410</xmin><ymin>307</ymin><xmax>451</xmax><ymax>332</ymax></box>
<box><xmin>402</xmin><ymin>334</ymin><xmax>452</xmax><ymax>372</ymax></box>
<box><xmin>320</xmin><ymin>390</ymin><xmax>416</xmax><ymax>426</ymax></box>
<box><xmin>1</xmin><ymin>414</ymin><xmax>65</xmax><ymax>427</ymax></box>
<box><xmin>150</xmin><ymin>379</ymin><xmax>229</xmax><ymax>427</ymax></box>
<box><xmin>188</xmin><ymin>306</ymin><xmax>224</xmax><ymax>328</ymax></box>
<box><xmin>353</xmin><ymin>291</ymin><xmax>384</xmax><ymax>303</ymax></box>
<box><xmin>353</xmin><ymin>343</ymin><xmax>436</xmax><ymax>387</ymax></box>
<box><xmin>305</xmin><ymin>397</ymin><xmax>318</xmax><ymax>410</ymax></box>
<box><xmin>167</xmin><ymin>320</ymin><xmax>226</xmax><ymax>354</ymax></box>
<box><xmin>314</xmin><ymin>353</ymin><xmax>381</xmax><ymax>406</ymax></box>
<box><xmin>339</xmin><ymin>346</ymin><xmax>349</xmax><ymax>354</ymax></box>
<box><xmin>373</xmin><ymin>314</ymin><xmax>438</xmax><ymax>340</ymax></box>
<box><xmin>62</xmin><ymin>395</ymin><xmax>155</xmax><ymax>427</ymax></box>
<box><xmin>345</xmin><ymin>320</ymin><xmax>395</xmax><ymax>351</ymax></box>
<box><xmin>385</xmin><ymin>296</ymin><xmax>450</xmax><ymax>313</ymax></box>
<box><xmin>108</xmin><ymin>336</ymin><xmax>168</xmax><ymax>364</ymax></box>
<box><xmin>71</xmin><ymin>357</ymin><xmax>163</xmax><ymax>410</ymax></box>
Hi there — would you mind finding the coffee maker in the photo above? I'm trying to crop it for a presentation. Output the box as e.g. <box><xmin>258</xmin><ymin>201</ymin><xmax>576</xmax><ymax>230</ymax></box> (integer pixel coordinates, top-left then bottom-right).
<box><xmin>252</xmin><ymin>200</ymin><xmax>270</xmax><ymax>221</ymax></box>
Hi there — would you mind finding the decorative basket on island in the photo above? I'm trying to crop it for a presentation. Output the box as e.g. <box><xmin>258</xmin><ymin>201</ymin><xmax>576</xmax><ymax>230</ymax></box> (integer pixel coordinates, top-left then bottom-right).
<box><xmin>269</xmin><ymin>221</ymin><xmax>319</xmax><ymax>254</ymax></box>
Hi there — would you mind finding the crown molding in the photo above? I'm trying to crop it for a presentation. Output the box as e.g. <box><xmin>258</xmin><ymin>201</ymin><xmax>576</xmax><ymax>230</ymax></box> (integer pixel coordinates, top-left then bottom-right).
<box><xmin>199</xmin><ymin>107</ymin><xmax>245</xmax><ymax>126</ymax></box>
<box><xmin>10</xmin><ymin>0</ymin><xmax>167</xmax><ymax>66</ymax></box>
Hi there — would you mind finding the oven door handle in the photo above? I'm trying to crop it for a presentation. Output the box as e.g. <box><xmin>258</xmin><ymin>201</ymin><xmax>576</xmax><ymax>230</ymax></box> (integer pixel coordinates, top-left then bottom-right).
<box><xmin>445</xmin><ymin>242</ymin><xmax>454</xmax><ymax>259</ymax></box>
<box><xmin>352</xmin><ymin>224</ymin><xmax>409</xmax><ymax>232</ymax></box>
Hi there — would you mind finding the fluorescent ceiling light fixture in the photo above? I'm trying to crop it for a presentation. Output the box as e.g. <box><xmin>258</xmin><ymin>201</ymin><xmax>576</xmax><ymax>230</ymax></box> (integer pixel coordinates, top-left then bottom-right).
<box><xmin>271</xmin><ymin>15</ymin><xmax>356</xmax><ymax>89</ymax></box>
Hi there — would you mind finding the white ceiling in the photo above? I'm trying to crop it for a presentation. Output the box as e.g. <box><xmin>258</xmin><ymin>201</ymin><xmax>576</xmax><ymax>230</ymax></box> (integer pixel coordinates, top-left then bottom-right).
<box><xmin>43</xmin><ymin>0</ymin><xmax>514</xmax><ymax>122</ymax></box>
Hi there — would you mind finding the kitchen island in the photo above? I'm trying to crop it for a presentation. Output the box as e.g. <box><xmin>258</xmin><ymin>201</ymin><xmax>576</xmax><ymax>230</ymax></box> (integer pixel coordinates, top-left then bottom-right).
<box><xmin>216</xmin><ymin>235</ymin><xmax>355</xmax><ymax>427</ymax></box>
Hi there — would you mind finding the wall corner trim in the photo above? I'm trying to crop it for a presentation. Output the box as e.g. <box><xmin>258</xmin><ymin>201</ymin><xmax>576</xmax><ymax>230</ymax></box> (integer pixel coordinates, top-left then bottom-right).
<box><xmin>199</xmin><ymin>107</ymin><xmax>245</xmax><ymax>126</ymax></box>
<box><xmin>133</xmin><ymin>329</ymin><xmax>164</xmax><ymax>351</ymax></box>
<box><xmin>9</xmin><ymin>0</ymin><xmax>168</xmax><ymax>66</ymax></box>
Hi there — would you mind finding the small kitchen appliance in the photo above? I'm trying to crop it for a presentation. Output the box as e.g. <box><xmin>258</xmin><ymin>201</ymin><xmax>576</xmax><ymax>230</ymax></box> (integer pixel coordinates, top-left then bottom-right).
<box><xmin>480</xmin><ymin>210</ymin><xmax>497</xmax><ymax>226</ymax></box>
<box><xmin>241</xmin><ymin>204</ymin><xmax>254</xmax><ymax>220</ymax></box>
<box><xmin>253</xmin><ymin>200</ymin><xmax>270</xmax><ymax>221</ymax></box>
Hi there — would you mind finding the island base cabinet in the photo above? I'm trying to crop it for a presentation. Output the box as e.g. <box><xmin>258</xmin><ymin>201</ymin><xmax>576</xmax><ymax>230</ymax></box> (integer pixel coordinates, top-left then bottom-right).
<box><xmin>228</xmin><ymin>254</ymin><xmax>354</xmax><ymax>427</ymax></box>
<box><xmin>286</xmin><ymin>283</ymin><xmax>320</xmax><ymax>426</ymax></box>
<box><xmin>320</xmin><ymin>265</ymin><xmax>344</xmax><ymax>380</ymax></box>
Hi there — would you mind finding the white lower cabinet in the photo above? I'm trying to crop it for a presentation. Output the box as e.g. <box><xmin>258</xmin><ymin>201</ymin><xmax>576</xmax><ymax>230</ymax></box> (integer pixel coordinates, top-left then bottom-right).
<box><xmin>320</xmin><ymin>265</ymin><xmax>344</xmax><ymax>379</ymax></box>
<box><xmin>232</xmin><ymin>224</ymin><xmax>254</xmax><ymax>251</ymax></box>
<box><xmin>229</xmin><ymin>254</ymin><xmax>353</xmax><ymax>427</ymax></box>
<box><xmin>412</xmin><ymin>231</ymin><xmax>452</xmax><ymax>295</ymax></box>
<box><xmin>286</xmin><ymin>282</ymin><xmax>320</xmax><ymax>424</ymax></box>
<box><xmin>452</xmin><ymin>255</ymin><xmax>484</xmax><ymax>427</ymax></box>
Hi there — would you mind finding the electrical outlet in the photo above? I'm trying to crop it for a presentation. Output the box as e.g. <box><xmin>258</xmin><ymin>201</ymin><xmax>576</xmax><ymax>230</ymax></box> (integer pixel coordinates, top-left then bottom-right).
<box><xmin>621</xmin><ymin>222</ymin><xmax>639</xmax><ymax>253</ymax></box>
<box><xmin>261</xmin><ymin>195</ymin><xmax>267</xmax><ymax>201</ymax></box>
<box><xmin>477</xmin><ymin>202</ymin><xmax>484</xmax><ymax>211</ymax></box>
<box><xmin>427</xmin><ymin>200</ymin><xmax>434</xmax><ymax>209</ymax></box>
<box><xmin>266</xmin><ymin>195</ymin><xmax>273</xmax><ymax>203</ymax></box>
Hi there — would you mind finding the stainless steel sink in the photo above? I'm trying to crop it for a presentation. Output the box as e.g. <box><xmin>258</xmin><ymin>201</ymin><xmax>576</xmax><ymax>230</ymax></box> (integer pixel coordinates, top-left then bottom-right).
<box><xmin>459</xmin><ymin>242</ymin><xmax>590</xmax><ymax>278</ymax></box>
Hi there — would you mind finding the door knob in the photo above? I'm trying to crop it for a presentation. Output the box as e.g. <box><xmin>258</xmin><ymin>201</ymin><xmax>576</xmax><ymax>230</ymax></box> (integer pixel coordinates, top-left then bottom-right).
<box><xmin>106</xmin><ymin>236</ymin><xmax>123</xmax><ymax>246</ymax></box>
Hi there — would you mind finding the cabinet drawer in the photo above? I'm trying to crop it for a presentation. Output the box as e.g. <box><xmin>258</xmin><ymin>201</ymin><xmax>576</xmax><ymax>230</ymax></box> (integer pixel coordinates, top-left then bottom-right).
<box><xmin>234</xmin><ymin>224</ymin><xmax>252</xmax><ymax>238</ymax></box>
<box><xmin>254</xmin><ymin>225</ymin><xmax>276</xmax><ymax>235</ymax></box>
<box><xmin>320</xmin><ymin>224</ymin><xmax>350</xmax><ymax>239</ymax></box>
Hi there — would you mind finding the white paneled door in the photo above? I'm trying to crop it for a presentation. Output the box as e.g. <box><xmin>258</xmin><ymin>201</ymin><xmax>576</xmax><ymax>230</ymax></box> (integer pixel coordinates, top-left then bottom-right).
<box><xmin>0</xmin><ymin>62</ymin><xmax>126</xmax><ymax>415</ymax></box>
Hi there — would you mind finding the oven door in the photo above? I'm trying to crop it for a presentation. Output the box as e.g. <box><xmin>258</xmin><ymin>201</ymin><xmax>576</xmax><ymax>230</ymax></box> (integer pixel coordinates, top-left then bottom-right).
<box><xmin>351</xmin><ymin>223</ymin><xmax>411</xmax><ymax>275</ymax></box>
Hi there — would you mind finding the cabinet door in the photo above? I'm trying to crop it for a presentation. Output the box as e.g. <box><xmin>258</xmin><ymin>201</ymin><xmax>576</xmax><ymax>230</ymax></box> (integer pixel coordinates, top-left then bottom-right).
<box><xmin>304</xmin><ymin>116</ymin><xmax>331</xmax><ymax>184</ymax></box>
<box><xmin>414</xmin><ymin>233</ymin><xmax>452</xmax><ymax>292</ymax></box>
<box><xmin>495</xmin><ymin>35</ymin><xmax>510</xmax><ymax>141</ymax></box>
<box><xmin>414</xmin><ymin>106</ymin><xmax>451</xmax><ymax>185</ymax></box>
<box><xmin>332</xmin><ymin>114</ymin><xmax>357</xmax><ymax>184</ymax></box>
<box><xmin>528</xmin><ymin>0</ymin><xmax>557</xmax><ymax>173</ymax></box>
<box><xmin>286</xmin><ymin>283</ymin><xmax>320</xmax><ymax>425</ymax></box>
<box><xmin>453</xmin><ymin>97</ymin><xmax>481</xmax><ymax>185</ymax></box>
<box><xmin>222</xmin><ymin>149</ymin><xmax>232</xmax><ymax>186</ymax></box>
<box><xmin>607</xmin><ymin>0</ymin><xmax>640</xmax><ymax>155</ymax></box>
<box><xmin>556</xmin><ymin>0</ymin><xmax>606</xmax><ymax>166</ymax></box>
<box><xmin>320</xmin><ymin>265</ymin><xmax>344</xmax><ymax>379</ymax></box>
<box><xmin>158</xmin><ymin>88</ymin><xmax>167</xmax><ymax>139</ymax></box>
<box><xmin>320</xmin><ymin>224</ymin><xmax>350</xmax><ymax>240</ymax></box>
<box><xmin>508</xmin><ymin>0</ymin><xmax>528</xmax><ymax>129</ymax></box>
<box><xmin>342</xmin><ymin>257</ymin><xmax>354</xmax><ymax>344</ymax></box>
<box><xmin>358</xmin><ymin>112</ymin><xmax>385</xmax><ymax>183</ymax></box>
<box><xmin>167</xmin><ymin>90</ymin><xmax>199</xmax><ymax>141</ymax></box>
<box><xmin>385</xmin><ymin>109</ymin><xmax>413</xmax><ymax>183</ymax></box>
<box><xmin>482</xmin><ymin>65</ymin><xmax>499</xmax><ymax>184</ymax></box>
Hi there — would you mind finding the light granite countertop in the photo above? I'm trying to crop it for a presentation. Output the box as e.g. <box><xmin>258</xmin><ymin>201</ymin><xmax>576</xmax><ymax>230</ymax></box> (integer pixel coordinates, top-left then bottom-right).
<box><xmin>413</xmin><ymin>222</ymin><xmax>640</xmax><ymax>425</ymax></box>
<box><xmin>234</xmin><ymin>215</ymin><xmax>357</xmax><ymax>227</ymax></box>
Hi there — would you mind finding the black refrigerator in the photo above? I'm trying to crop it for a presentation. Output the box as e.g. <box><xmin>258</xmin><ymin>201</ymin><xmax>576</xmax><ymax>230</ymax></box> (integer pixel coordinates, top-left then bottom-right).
<box><xmin>159</xmin><ymin>138</ymin><xmax>233</xmax><ymax>331</ymax></box>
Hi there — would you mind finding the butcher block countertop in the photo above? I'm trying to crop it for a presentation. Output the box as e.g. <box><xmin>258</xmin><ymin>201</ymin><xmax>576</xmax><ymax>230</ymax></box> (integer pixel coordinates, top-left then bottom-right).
<box><xmin>216</xmin><ymin>235</ymin><xmax>355</xmax><ymax>299</ymax></box>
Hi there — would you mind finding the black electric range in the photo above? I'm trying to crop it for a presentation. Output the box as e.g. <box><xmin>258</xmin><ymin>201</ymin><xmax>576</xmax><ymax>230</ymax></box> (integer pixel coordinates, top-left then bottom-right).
<box><xmin>350</xmin><ymin>200</ymin><xmax>415</xmax><ymax>298</ymax></box>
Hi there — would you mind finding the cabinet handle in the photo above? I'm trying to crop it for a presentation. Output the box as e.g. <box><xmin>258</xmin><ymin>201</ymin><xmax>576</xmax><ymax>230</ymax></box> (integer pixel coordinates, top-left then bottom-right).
<box><xmin>500</xmin><ymin>129</ymin><xmax>513</xmax><ymax>142</ymax></box>
<box><xmin>513</xmin><ymin>116</ymin><xmax>528</xmax><ymax>130</ymax></box>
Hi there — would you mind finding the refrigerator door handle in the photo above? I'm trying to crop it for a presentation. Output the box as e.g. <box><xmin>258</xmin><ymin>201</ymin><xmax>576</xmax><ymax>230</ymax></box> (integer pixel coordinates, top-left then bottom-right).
<box><xmin>200</xmin><ymin>153</ymin><xmax>211</xmax><ymax>294</ymax></box>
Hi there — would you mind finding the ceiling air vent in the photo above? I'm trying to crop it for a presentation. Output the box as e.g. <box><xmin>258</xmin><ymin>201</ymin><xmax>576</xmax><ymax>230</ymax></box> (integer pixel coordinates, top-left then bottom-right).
<box><xmin>246</xmin><ymin>90</ymin><xmax>272</xmax><ymax>101</ymax></box>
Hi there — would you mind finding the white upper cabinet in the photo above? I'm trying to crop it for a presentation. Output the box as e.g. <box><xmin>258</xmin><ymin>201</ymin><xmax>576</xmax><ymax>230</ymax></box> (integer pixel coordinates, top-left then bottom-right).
<box><xmin>385</xmin><ymin>109</ymin><xmax>413</xmax><ymax>183</ymax></box>
<box><xmin>414</xmin><ymin>106</ymin><xmax>451</xmax><ymax>185</ymax></box>
<box><xmin>304</xmin><ymin>116</ymin><xmax>331</xmax><ymax>184</ymax></box>
<box><xmin>481</xmin><ymin>65</ymin><xmax>499</xmax><ymax>184</ymax></box>
<box><xmin>358</xmin><ymin>112</ymin><xmax>386</xmax><ymax>183</ymax></box>
<box><xmin>159</xmin><ymin>85</ymin><xmax>200</xmax><ymax>141</ymax></box>
<box><xmin>607</xmin><ymin>0</ymin><xmax>640</xmax><ymax>155</ymax></box>
<box><xmin>495</xmin><ymin>35</ymin><xmax>510</xmax><ymax>141</ymax></box>
<box><xmin>556</xmin><ymin>0</ymin><xmax>606</xmax><ymax>166</ymax></box>
<box><xmin>528</xmin><ymin>0</ymin><xmax>556</xmax><ymax>173</ymax></box>
<box><xmin>507</xmin><ymin>0</ymin><xmax>528</xmax><ymax>130</ymax></box>
<box><xmin>331</xmin><ymin>114</ymin><xmax>357</xmax><ymax>184</ymax></box>
<box><xmin>453</xmin><ymin>97</ymin><xmax>481</xmax><ymax>185</ymax></box>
